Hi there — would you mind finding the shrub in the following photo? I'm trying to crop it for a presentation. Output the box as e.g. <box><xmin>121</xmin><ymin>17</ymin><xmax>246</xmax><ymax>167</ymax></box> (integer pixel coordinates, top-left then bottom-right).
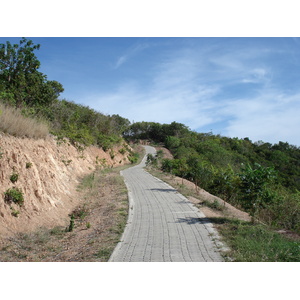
<box><xmin>109</xmin><ymin>150</ymin><xmax>115</xmax><ymax>159</ymax></box>
<box><xmin>146</xmin><ymin>153</ymin><xmax>157</xmax><ymax>167</ymax></box>
<box><xmin>4</xmin><ymin>188</ymin><xmax>24</xmax><ymax>206</ymax></box>
<box><xmin>119</xmin><ymin>148</ymin><xmax>126</xmax><ymax>155</ymax></box>
<box><xmin>67</xmin><ymin>214</ymin><xmax>75</xmax><ymax>232</ymax></box>
<box><xmin>10</xmin><ymin>172</ymin><xmax>19</xmax><ymax>183</ymax></box>
<box><xmin>72</xmin><ymin>206</ymin><xmax>88</xmax><ymax>220</ymax></box>
<box><xmin>62</xmin><ymin>159</ymin><xmax>72</xmax><ymax>166</ymax></box>
<box><xmin>128</xmin><ymin>152</ymin><xmax>139</xmax><ymax>164</ymax></box>
<box><xmin>208</xmin><ymin>166</ymin><xmax>240</xmax><ymax>204</ymax></box>
<box><xmin>11</xmin><ymin>208</ymin><xmax>20</xmax><ymax>217</ymax></box>
<box><xmin>26</xmin><ymin>162</ymin><xmax>32</xmax><ymax>169</ymax></box>
<box><xmin>260</xmin><ymin>190</ymin><xmax>300</xmax><ymax>233</ymax></box>
<box><xmin>97</xmin><ymin>134</ymin><xmax>122</xmax><ymax>151</ymax></box>
<box><xmin>237</xmin><ymin>163</ymin><xmax>277</xmax><ymax>221</ymax></box>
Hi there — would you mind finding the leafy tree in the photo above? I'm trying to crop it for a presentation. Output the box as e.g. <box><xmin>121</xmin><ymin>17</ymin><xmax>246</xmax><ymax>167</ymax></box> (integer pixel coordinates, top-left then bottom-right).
<box><xmin>186</xmin><ymin>155</ymin><xmax>212</xmax><ymax>191</ymax></box>
<box><xmin>209</xmin><ymin>165</ymin><xmax>239</xmax><ymax>204</ymax></box>
<box><xmin>0</xmin><ymin>38</ymin><xmax>63</xmax><ymax>107</ymax></box>
<box><xmin>110</xmin><ymin>114</ymin><xmax>130</xmax><ymax>135</ymax></box>
<box><xmin>238</xmin><ymin>163</ymin><xmax>277</xmax><ymax>222</ymax></box>
<box><xmin>165</xmin><ymin>136</ymin><xmax>181</xmax><ymax>151</ymax></box>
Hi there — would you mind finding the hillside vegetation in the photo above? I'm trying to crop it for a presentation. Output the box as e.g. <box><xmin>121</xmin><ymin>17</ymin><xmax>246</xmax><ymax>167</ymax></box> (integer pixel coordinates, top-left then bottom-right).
<box><xmin>0</xmin><ymin>38</ymin><xmax>136</xmax><ymax>240</ymax></box>
<box><xmin>0</xmin><ymin>38</ymin><xmax>130</xmax><ymax>152</ymax></box>
<box><xmin>124</xmin><ymin>121</ymin><xmax>300</xmax><ymax>234</ymax></box>
<box><xmin>1</xmin><ymin>38</ymin><xmax>299</xmax><ymax>248</ymax></box>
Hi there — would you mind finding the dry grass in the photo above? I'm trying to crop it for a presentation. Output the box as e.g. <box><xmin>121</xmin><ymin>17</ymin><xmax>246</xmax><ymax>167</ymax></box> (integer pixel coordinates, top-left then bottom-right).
<box><xmin>0</xmin><ymin>166</ymin><xmax>129</xmax><ymax>262</ymax></box>
<box><xmin>0</xmin><ymin>103</ymin><xmax>49</xmax><ymax>139</ymax></box>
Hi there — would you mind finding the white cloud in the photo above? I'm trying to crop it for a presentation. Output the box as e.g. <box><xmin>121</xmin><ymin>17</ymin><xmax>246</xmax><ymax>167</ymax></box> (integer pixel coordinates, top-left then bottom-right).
<box><xmin>221</xmin><ymin>92</ymin><xmax>300</xmax><ymax>145</ymax></box>
<box><xmin>85</xmin><ymin>41</ymin><xmax>300</xmax><ymax>146</ymax></box>
<box><xmin>114</xmin><ymin>56</ymin><xmax>127</xmax><ymax>69</ymax></box>
<box><xmin>87</xmin><ymin>48</ymin><xmax>222</xmax><ymax>128</ymax></box>
<box><xmin>241</xmin><ymin>68</ymin><xmax>269</xmax><ymax>84</ymax></box>
<box><xmin>85</xmin><ymin>79</ymin><xmax>219</xmax><ymax>129</ymax></box>
<box><xmin>113</xmin><ymin>43</ymin><xmax>149</xmax><ymax>69</ymax></box>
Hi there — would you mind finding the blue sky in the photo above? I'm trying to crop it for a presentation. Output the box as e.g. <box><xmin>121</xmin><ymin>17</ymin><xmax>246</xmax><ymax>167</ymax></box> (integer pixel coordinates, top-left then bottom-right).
<box><xmin>2</xmin><ymin>37</ymin><xmax>300</xmax><ymax>146</ymax></box>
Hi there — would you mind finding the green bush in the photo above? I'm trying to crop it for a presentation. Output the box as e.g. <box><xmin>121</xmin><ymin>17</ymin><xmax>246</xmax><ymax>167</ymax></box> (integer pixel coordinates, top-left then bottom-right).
<box><xmin>26</xmin><ymin>162</ymin><xmax>32</xmax><ymax>169</ymax></box>
<box><xmin>259</xmin><ymin>190</ymin><xmax>300</xmax><ymax>233</ymax></box>
<box><xmin>67</xmin><ymin>214</ymin><xmax>75</xmax><ymax>232</ymax></box>
<box><xmin>128</xmin><ymin>152</ymin><xmax>139</xmax><ymax>164</ymax></box>
<box><xmin>237</xmin><ymin>163</ymin><xmax>277</xmax><ymax>221</ymax></box>
<box><xmin>97</xmin><ymin>134</ymin><xmax>122</xmax><ymax>151</ymax></box>
<box><xmin>146</xmin><ymin>153</ymin><xmax>157</xmax><ymax>167</ymax></box>
<box><xmin>11</xmin><ymin>208</ymin><xmax>20</xmax><ymax>217</ymax></box>
<box><xmin>119</xmin><ymin>148</ymin><xmax>126</xmax><ymax>155</ymax></box>
<box><xmin>4</xmin><ymin>187</ymin><xmax>24</xmax><ymax>206</ymax></box>
<box><xmin>10</xmin><ymin>172</ymin><xmax>19</xmax><ymax>183</ymax></box>
<box><xmin>208</xmin><ymin>166</ymin><xmax>240</xmax><ymax>203</ymax></box>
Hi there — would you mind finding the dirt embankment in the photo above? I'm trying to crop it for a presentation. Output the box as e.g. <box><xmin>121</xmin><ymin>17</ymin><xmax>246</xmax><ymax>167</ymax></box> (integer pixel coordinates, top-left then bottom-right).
<box><xmin>0</xmin><ymin>133</ymin><xmax>131</xmax><ymax>239</ymax></box>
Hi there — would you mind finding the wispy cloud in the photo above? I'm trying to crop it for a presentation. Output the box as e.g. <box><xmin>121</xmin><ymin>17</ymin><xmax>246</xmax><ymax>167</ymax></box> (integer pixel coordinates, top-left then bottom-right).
<box><xmin>113</xmin><ymin>43</ymin><xmax>149</xmax><ymax>69</ymax></box>
<box><xmin>86</xmin><ymin>39</ymin><xmax>300</xmax><ymax>145</ymax></box>
<box><xmin>241</xmin><ymin>68</ymin><xmax>269</xmax><ymax>84</ymax></box>
<box><xmin>219</xmin><ymin>91</ymin><xmax>300</xmax><ymax>145</ymax></box>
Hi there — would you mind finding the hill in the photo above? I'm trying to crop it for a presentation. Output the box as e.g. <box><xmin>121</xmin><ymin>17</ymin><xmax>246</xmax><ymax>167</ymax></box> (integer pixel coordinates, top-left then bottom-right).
<box><xmin>124</xmin><ymin>121</ymin><xmax>300</xmax><ymax>234</ymax></box>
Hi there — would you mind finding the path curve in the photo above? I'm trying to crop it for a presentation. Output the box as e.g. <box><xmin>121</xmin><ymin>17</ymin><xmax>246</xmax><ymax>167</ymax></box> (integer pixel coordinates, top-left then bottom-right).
<box><xmin>109</xmin><ymin>146</ymin><xmax>224</xmax><ymax>262</ymax></box>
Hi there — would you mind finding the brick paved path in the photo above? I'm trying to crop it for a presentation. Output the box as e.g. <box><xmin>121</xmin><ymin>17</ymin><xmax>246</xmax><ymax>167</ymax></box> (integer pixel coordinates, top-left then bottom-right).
<box><xmin>109</xmin><ymin>146</ymin><xmax>224</xmax><ymax>262</ymax></box>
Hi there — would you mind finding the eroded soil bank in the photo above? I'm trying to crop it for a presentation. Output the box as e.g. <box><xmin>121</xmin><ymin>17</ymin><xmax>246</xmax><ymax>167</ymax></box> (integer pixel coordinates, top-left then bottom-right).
<box><xmin>0</xmin><ymin>133</ymin><xmax>131</xmax><ymax>239</ymax></box>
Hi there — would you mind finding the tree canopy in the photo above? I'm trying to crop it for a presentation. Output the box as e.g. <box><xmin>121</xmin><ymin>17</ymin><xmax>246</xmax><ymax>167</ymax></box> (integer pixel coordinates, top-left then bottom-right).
<box><xmin>0</xmin><ymin>38</ymin><xmax>63</xmax><ymax>107</ymax></box>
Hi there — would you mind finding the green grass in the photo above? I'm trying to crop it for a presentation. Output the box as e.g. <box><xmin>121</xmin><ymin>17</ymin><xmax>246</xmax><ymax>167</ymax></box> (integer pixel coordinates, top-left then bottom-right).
<box><xmin>202</xmin><ymin>199</ymin><xmax>225</xmax><ymax>211</ymax></box>
<box><xmin>216</xmin><ymin>218</ymin><xmax>300</xmax><ymax>262</ymax></box>
<box><xmin>77</xmin><ymin>172</ymin><xmax>96</xmax><ymax>190</ymax></box>
<box><xmin>95</xmin><ymin>248</ymin><xmax>113</xmax><ymax>260</ymax></box>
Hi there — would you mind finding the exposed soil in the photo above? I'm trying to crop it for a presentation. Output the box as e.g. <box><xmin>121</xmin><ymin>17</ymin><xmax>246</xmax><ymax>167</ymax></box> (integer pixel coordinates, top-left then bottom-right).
<box><xmin>0</xmin><ymin>133</ymin><xmax>131</xmax><ymax>240</ymax></box>
<box><xmin>0</xmin><ymin>167</ymin><xmax>129</xmax><ymax>261</ymax></box>
<box><xmin>0</xmin><ymin>144</ymin><xmax>145</xmax><ymax>262</ymax></box>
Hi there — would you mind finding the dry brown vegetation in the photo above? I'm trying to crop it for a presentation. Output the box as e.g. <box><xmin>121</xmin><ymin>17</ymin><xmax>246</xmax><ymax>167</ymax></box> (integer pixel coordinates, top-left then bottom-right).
<box><xmin>0</xmin><ymin>103</ymin><xmax>49</xmax><ymax>139</ymax></box>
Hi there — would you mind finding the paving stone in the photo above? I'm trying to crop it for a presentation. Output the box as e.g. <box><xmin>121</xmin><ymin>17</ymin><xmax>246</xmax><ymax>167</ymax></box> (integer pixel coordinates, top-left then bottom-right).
<box><xmin>109</xmin><ymin>146</ymin><xmax>224</xmax><ymax>262</ymax></box>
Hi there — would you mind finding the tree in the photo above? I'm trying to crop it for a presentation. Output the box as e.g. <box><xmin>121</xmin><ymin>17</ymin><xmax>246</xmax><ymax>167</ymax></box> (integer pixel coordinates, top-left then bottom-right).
<box><xmin>0</xmin><ymin>38</ymin><xmax>63</xmax><ymax>107</ymax></box>
<box><xmin>187</xmin><ymin>155</ymin><xmax>211</xmax><ymax>192</ymax></box>
<box><xmin>238</xmin><ymin>163</ymin><xmax>277</xmax><ymax>222</ymax></box>
<box><xmin>110</xmin><ymin>114</ymin><xmax>130</xmax><ymax>135</ymax></box>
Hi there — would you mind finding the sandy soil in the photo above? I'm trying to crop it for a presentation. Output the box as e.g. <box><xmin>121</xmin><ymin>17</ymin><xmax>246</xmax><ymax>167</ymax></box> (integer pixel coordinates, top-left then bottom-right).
<box><xmin>0</xmin><ymin>133</ymin><xmax>131</xmax><ymax>240</ymax></box>
<box><xmin>0</xmin><ymin>168</ymin><xmax>129</xmax><ymax>261</ymax></box>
